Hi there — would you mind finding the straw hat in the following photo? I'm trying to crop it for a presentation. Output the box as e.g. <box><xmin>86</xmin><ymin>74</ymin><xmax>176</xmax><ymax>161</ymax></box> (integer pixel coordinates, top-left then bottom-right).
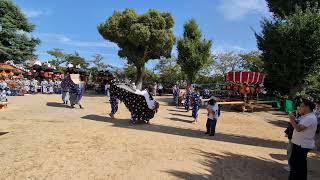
<box><xmin>70</xmin><ymin>74</ymin><xmax>80</xmax><ymax>84</ymax></box>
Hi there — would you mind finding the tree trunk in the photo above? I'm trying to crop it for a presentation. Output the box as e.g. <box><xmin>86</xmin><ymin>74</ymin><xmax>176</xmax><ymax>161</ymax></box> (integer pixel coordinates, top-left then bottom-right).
<box><xmin>136</xmin><ymin>65</ymin><xmax>145</xmax><ymax>90</ymax></box>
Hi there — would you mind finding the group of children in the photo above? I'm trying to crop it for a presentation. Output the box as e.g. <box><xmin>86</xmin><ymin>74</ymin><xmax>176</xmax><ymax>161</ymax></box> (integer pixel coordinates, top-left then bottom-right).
<box><xmin>173</xmin><ymin>85</ymin><xmax>220</xmax><ymax>136</ymax></box>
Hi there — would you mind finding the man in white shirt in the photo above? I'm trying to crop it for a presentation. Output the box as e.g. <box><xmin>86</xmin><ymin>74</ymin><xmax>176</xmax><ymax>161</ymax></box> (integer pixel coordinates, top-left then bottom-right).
<box><xmin>289</xmin><ymin>99</ymin><xmax>317</xmax><ymax>180</ymax></box>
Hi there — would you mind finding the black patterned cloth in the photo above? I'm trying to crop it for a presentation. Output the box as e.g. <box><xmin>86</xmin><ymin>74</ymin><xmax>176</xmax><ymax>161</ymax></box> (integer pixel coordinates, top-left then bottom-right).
<box><xmin>109</xmin><ymin>79</ymin><xmax>158</xmax><ymax>123</ymax></box>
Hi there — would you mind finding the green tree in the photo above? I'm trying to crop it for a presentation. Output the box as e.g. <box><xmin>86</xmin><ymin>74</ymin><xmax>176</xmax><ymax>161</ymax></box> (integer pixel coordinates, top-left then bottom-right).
<box><xmin>214</xmin><ymin>51</ymin><xmax>243</xmax><ymax>75</ymax></box>
<box><xmin>90</xmin><ymin>53</ymin><xmax>108</xmax><ymax>69</ymax></box>
<box><xmin>47</xmin><ymin>48</ymin><xmax>66</xmax><ymax>68</ymax></box>
<box><xmin>177</xmin><ymin>19</ymin><xmax>212</xmax><ymax>84</ymax></box>
<box><xmin>98</xmin><ymin>8</ymin><xmax>175</xmax><ymax>89</ymax></box>
<box><xmin>239</xmin><ymin>51</ymin><xmax>264</xmax><ymax>72</ymax></box>
<box><xmin>65</xmin><ymin>52</ymin><xmax>89</xmax><ymax>69</ymax></box>
<box><xmin>155</xmin><ymin>57</ymin><xmax>185</xmax><ymax>87</ymax></box>
<box><xmin>266</xmin><ymin>0</ymin><xmax>320</xmax><ymax>18</ymax></box>
<box><xmin>256</xmin><ymin>7</ymin><xmax>320</xmax><ymax>97</ymax></box>
<box><xmin>0</xmin><ymin>0</ymin><xmax>40</xmax><ymax>63</ymax></box>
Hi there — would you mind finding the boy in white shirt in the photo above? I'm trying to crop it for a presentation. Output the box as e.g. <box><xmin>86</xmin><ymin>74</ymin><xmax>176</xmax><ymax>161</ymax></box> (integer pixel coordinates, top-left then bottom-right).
<box><xmin>206</xmin><ymin>98</ymin><xmax>220</xmax><ymax>136</ymax></box>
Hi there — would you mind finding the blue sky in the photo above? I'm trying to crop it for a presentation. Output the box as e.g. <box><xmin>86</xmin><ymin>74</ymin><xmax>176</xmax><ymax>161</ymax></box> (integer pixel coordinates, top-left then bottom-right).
<box><xmin>14</xmin><ymin>0</ymin><xmax>271</xmax><ymax>68</ymax></box>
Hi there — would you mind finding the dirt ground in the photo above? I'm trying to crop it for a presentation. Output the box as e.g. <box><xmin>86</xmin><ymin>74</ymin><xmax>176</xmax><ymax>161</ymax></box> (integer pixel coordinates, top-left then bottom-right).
<box><xmin>0</xmin><ymin>94</ymin><xmax>319</xmax><ymax>180</ymax></box>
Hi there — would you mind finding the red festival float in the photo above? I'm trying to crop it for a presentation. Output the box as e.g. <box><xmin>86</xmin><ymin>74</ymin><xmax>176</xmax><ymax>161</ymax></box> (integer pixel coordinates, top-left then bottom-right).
<box><xmin>215</xmin><ymin>71</ymin><xmax>275</xmax><ymax>112</ymax></box>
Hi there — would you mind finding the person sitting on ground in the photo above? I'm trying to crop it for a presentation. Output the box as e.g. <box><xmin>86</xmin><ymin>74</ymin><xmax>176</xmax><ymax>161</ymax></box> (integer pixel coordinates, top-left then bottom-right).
<box><xmin>206</xmin><ymin>98</ymin><xmax>220</xmax><ymax>136</ymax></box>
<box><xmin>288</xmin><ymin>99</ymin><xmax>318</xmax><ymax>180</ymax></box>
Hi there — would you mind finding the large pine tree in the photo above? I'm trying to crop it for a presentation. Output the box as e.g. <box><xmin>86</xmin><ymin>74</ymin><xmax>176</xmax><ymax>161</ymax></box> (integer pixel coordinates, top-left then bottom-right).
<box><xmin>0</xmin><ymin>0</ymin><xmax>40</xmax><ymax>63</ymax></box>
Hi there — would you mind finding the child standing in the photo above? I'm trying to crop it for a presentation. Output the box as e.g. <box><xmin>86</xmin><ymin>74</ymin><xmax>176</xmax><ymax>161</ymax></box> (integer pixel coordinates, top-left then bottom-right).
<box><xmin>191</xmin><ymin>88</ymin><xmax>201</xmax><ymax>123</ymax></box>
<box><xmin>206</xmin><ymin>98</ymin><xmax>219</xmax><ymax>136</ymax></box>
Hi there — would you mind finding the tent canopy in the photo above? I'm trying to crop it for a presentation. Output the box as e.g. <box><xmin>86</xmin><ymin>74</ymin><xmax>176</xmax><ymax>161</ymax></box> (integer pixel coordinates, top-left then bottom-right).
<box><xmin>226</xmin><ymin>71</ymin><xmax>266</xmax><ymax>84</ymax></box>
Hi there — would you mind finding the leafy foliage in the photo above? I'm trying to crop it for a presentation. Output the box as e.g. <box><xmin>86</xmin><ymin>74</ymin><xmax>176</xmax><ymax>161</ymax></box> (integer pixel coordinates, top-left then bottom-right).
<box><xmin>214</xmin><ymin>51</ymin><xmax>243</xmax><ymax>75</ymax></box>
<box><xmin>256</xmin><ymin>7</ymin><xmax>320</xmax><ymax>96</ymax></box>
<box><xmin>65</xmin><ymin>52</ymin><xmax>88</xmax><ymax>69</ymax></box>
<box><xmin>90</xmin><ymin>53</ymin><xmax>108</xmax><ymax>69</ymax></box>
<box><xmin>155</xmin><ymin>57</ymin><xmax>185</xmax><ymax>87</ymax></box>
<box><xmin>239</xmin><ymin>51</ymin><xmax>264</xmax><ymax>72</ymax></box>
<box><xmin>0</xmin><ymin>0</ymin><xmax>40</xmax><ymax>63</ymax></box>
<box><xmin>98</xmin><ymin>8</ymin><xmax>175</xmax><ymax>89</ymax></box>
<box><xmin>266</xmin><ymin>0</ymin><xmax>320</xmax><ymax>18</ymax></box>
<box><xmin>47</xmin><ymin>48</ymin><xmax>66</xmax><ymax>68</ymax></box>
<box><xmin>177</xmin><ymin>19</ymin><xmax>212</xmax><ymax>84</ymax></box>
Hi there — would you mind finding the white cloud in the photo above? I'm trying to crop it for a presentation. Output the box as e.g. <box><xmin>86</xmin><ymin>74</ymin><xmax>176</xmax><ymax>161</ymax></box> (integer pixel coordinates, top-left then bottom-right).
<box><xmin>217</xmin><ymin>0</ymin><xmax>269</xmax><ymax>21</ymax></box>
<box><xmin>34</xmin><ymin>33</ymin><xmax>117</xmax><ymax>48</ymax></box>
<box><xmin>23</xmin><ymin>9</ymin><xmax>51</xmax><ymax>18</ymax></box>
<box><xmin>212</xmin><ymin>43</ymin><xmax>247</xmax><ymax>53</ymax></box>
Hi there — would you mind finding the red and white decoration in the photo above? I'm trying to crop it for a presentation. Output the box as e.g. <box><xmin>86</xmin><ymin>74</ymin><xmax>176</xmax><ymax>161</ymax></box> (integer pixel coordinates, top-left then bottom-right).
<box><xmin>225</xmin><ymin>71</ymin><xmax>266</xmax><ymax>84</ymax></box>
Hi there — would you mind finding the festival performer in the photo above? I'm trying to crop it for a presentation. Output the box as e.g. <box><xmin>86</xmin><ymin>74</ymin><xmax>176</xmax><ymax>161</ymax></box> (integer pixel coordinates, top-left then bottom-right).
<box><xmin>41</xmin><ymin>79</ymin><xmax>48</xmax><ymax>94</ymax></box>
<box><xmin>191</xmin><ymin>88</ymin><xmax>201</xmax><ymax>123</ymax></box>
<box><xmin>109</xmin><ymin>95</ymin><xmax>118</xmax><ymax>119</ymax></box>
<box><xmin>54</xmin><ymin>79</ymin><xmax>61</xmax><ymax>94</ymax></box>
<box><xmin>173</xmin><ymin>85</ymin><xmax>180</xmax><ymax>108</ymax></box>
<box><xmin>76</xmin><ymin>76</ymin><xmax>86</xmax><ymax>109</ymax></box>
<box><xmin>0</xmin><ymin>79</ymin><xmax>7</xmax><ymax>91</ymax></box>
<box><xmin>68</xmin><ymin>76</ymin><xmax>81</xmax><ymax>109</ymax></box>
<box><xmin>30</xmin><ymin>78</ymin><xmax>38</xmax><ymax>94</ymax></box>
<box><xmin>157</xmin><ymin>83</ymin><xmax>163</xmax><ymax>96</ymax></box>
<box><xmin>106</xmin><ymin>71</ymin><xmax>159</xmax><ymax>124</ymax></box>
<box><xmin>185</xmin><ymin>86</ymin><xmax>192</xmax><ymax>112</ymax></box>
<box><xmin>0</xmin><ymin>87</ymin><xmax>7</xmax><ymax>102</ymax></box>
<box><xmin>61</xmin><ymin>78</ymin><xmax>70</xmax><ymax>105</ymax></box>
<box><xmin>22</xmin><ymin>78</ymin><xmax>30</xmax><ymax>94</ymax></box>
<box><xmin>48</xmin><ymin>79</ymin><xmax>54</xmax><ymax>94</ymax></box>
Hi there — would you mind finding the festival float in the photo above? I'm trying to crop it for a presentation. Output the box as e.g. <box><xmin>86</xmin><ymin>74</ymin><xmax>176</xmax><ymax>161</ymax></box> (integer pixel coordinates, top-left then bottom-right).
<box><xmin>216</xmin><ymin>71</ymin><xmax>275</xmax><ymax>112</ymax></box>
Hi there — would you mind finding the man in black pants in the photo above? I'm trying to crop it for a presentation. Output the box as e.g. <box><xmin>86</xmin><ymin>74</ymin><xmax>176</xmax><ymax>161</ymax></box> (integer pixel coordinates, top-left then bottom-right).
<box><xmin>288</xmin><ymin>99</ymin><xmax>317</xmax><ymax>180</ymax></box>
<box><xmin>205</xmin><ymin>98</ymin><xmax>219</xmax><ymax>136</ymax></box>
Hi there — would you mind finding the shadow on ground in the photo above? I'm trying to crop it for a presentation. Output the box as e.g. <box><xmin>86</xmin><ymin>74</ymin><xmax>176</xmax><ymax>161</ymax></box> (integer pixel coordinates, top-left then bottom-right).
<box><xmin>170</xmin><ymin>113</ymin><xmax>192</xmax><ymax>118</ymax></box>
<box><xmin>165</xmin><ymin>149</ymin><xmax>287</xmax><ymax>180</ymax></box>
<box><xmin>81</xmin><ymin>114</ymin><xmax>287</xmax><ymax>150</ymax></box>
<box><xmin>0</xmin><ymin>132</ymin><xmax>9</xmax><ymax>136</ymax></box>
<box><xmin>266</xmin><ymin>119</ymin><xmax>289</xmax><ymax>128</ymax></box>
<box><xmin>46</xmin><ymin>102</ymin><xmax>67</xmax><ymax>108</ymax></box>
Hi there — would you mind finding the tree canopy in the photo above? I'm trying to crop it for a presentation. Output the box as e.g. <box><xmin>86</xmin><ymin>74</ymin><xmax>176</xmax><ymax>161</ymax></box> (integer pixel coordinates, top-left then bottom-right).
<box><xmin>65</xmin><ymin>52</ymin><xmax>88</xmax><ymax>69</ymax></box>
<box><xmin>155</xmin><ymin>57</ymin><xmax>185</xmax><ymax>87</ymax></box>
<box><xmin>256</xmin><ymin>7</ymin><xmax>320</xmax><ymax>96</ymax></box>
<box><xmin>177</xmin><ymin>19</ymin><xmax>212</xmax><ymax>84</ymax></box>
<box><xmin>266</xmin><ymin>0</ymin><xmax>320</xmax><ymax>18</ymax></box>
<box><xmin>0</xmin><ymin>0</ymin><xmax>40</xmax><ymax>63</ymax></box>
<box><xmin>98</xmin><ymin>8</ymin><xmax>175</xmax><ymax>89</ymax></box>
